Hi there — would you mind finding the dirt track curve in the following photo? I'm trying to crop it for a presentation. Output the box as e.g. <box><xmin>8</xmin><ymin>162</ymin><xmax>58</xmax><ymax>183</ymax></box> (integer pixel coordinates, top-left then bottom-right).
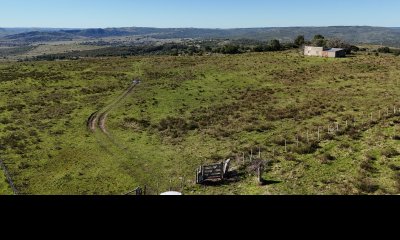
<box><xmin>87</xmin><ymin>80</ymin><xmax>140</xmax><ymax>134</ymax></box>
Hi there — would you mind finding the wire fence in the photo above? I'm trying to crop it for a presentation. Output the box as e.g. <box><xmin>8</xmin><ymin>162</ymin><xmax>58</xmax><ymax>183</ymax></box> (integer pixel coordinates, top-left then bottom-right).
<box><xmin>0</xmin><ymin>159</ymin><xmax>19</xmax><ymax>195</ymax></box>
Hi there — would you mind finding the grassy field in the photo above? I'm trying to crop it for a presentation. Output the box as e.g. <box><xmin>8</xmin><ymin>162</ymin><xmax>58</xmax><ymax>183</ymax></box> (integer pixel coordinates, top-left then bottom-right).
<box><xmin>0</xmin><ymin>50</ymin><xmax>399</xmax><ymax>195</ymax></box>
<box><xmin>0</xmin><ymin>43</ymin><xmax>106</xmax><ymax>61</ymax></box>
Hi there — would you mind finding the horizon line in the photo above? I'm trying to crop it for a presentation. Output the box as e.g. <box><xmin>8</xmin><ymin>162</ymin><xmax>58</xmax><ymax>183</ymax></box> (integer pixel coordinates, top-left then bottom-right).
<box><xmin>1</xmin><ymin>25</ymin><xmax>399</xmax><ymax>30</ymax></box>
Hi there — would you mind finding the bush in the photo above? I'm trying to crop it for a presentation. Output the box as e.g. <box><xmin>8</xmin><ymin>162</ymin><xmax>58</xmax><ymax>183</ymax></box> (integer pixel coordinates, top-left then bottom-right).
<box><xmin>381</xmin><ymin>147</ymin><xmax>399</xmax><ymax>158</ymax></box>
<box><xmin>320</xmin><ymin>153</ymin><xmax>336</xmax><ymax>164</ymax></box>
<box><xmin>357</xmin><ymin>178</ymin><xmax>380</xmax><ymax>194</ymax></box>
<box><xmin>253</xmin><ymin>45</ymin><xmax>265</xmax><ymax>52</ymax></box>
<box><xmin>292</xmin><ymin>142</ymin><xmax>320</xmax><ymax>154</ymax></box>
<box><xmin>221</xmin><ymin>44</ymin><xmax>241</xmax><ymax>54</ymax></box>
<box><xmin>377</xmin><ymin>47</ymin><xmax>391</xmax><ymax>53</ymax></box>
<box><xmin>393</xmin><ymin>135</ymin><xmax>400</xmax><ymax>140</ymax></box>
<box><xmin>360</xmin><ymin>160</ymin><xmax>378</xmax><ymax>173</ymax></box>
<box><xmin>294</xmin><ymin>35</ymin><xmax>305</xmax><ymax>47</ymax></box>
<box><xmin>269</xmin><ymin>39</ymin><xmax>282</xmax><ymax>51</ymax></box>
<box><xmin>157</xmin><ymin>117</ymin><xmax>199</xmax><ymax>138</ymax></box>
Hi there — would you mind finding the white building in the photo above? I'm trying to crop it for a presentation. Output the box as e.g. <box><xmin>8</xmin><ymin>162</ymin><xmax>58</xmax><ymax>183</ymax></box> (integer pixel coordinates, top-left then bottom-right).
<box><xmin>304</xmin><ymin>46</ymin><xmax>346</xmax><ymax>58</ymax></box>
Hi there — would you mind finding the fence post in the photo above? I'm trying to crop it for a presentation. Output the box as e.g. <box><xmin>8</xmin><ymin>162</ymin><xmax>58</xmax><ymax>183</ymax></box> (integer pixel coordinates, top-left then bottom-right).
<box><xmin>285</xmin><ymin>139</ymin><xmax>287</xmax><ymax>153</ymax></box>
<box><xmin>180</xmin><ymin>177</ymin><xmax>184</xmax><ymax>192</ymax></box>
<box><xmin>0</xmin><ymin>159</ymin><xmax>18</xmax><ymax>195</ymax></box>
<box><xmin>257</xmin><ymin>165</ymin><xmax>263</xmax><ymax>185</ymax></box>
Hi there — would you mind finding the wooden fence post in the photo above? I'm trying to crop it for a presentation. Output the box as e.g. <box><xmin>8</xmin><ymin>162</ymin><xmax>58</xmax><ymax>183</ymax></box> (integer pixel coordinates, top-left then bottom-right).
<box><xmin>257</xmin><ymin>165</ymin><xmax>263</xmax><ymax>185</ymax></box>
<box><xmin>284</xmin><ymin>139</ymin><xmax>287</xmax><ymax>153</ymax></box>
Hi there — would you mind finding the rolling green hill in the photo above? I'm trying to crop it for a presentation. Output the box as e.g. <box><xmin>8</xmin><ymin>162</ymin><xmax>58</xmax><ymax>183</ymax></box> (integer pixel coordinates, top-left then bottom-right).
<box><xmin>1</xmin><ymin>50</ymin><xmax>399</xmax><ymax>195</ymax></box>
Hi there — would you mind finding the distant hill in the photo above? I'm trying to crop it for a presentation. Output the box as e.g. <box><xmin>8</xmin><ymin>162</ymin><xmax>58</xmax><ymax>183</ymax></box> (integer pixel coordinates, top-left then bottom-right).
<box><xmin>1</xmin><ymin>26</ymin><xmax>400</xmax><ymax>47</ymax></box>
<box><xmin>0</xmin><ymin>28</ymin><xmax>77</xmax><ymax>37</ymax></box>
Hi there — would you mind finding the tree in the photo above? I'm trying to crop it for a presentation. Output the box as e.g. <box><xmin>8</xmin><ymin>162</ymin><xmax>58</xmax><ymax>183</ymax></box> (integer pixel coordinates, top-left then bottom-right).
<box><xmin>294</xmin><ymin>35</ymin><xmax>305</xmax><ymax>47</ymax></box>
<box><xmin>327</xmin><ymin>38</ymin><xmax>353</xmax><ymax>53</ymax></box>
<box><xmin>313</xmin><ymin>34</ymin><xmax>325</xmax><ymax>40</ymax></box>
<box><xmin>269</xmin><ymin>39</ymin><xmax>281</xmax><ymax>51</ymax></box>
<box><xmin>377</xmin><ymin>47</ymin><xmax>391</xmax><ymax>53</ymax></box>
<box><xmin>350</xmin><ymin>45</ymin><xmax>360</xmax><ymax>52</ymax></box>
<box><xmin>221</xmin><ymin>44</ymin><xmax>240</xmax><ymax>54</ymax></box>
<box><xmin>312</xmin><ymin>34</ymin><xmax>327</xmax><ymax>47</ymax></box>
<box><xmin>253</xmin><ymin>45</ymin><xmax>265</xmax><ymax>52</ymax></box>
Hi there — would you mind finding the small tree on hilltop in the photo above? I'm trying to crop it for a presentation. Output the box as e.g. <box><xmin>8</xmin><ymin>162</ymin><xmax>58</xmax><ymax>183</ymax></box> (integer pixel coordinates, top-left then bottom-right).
<box><xmin>294</xmin><ymin>35</ymin><xmax>305</xmax><ymax>47</ymax></box>
<box><xmin>327</xmin><ymin>38</ymin><xmax>353</xmax><ymax>53</ymax></box>
<box><xmin>312</xmin><ymin>34</ymin><xmax>327</xmax><ymax>47</ymax></box>
<box><xmin>221</xmin><ymin>44</ymin><xmax>240</xmax><ymax>54</ymax></box>
<box><xmin>313</xmin><ymin>34</ymin><xmax>325</xmax><ymax>40</ymax></box>
<box><xmin>270</xmin><ymin>39</ymin><xmax>282</xmax><ymax>51</ymax></box>
<box><xmin>377</xmin><ymin>47</ymin><xmax>391</xmax><ymax>53</ymax></box>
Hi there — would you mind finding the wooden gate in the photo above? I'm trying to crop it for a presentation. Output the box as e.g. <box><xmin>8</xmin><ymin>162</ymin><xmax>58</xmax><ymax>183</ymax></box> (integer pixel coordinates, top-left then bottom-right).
<box><xmin>196</xmin><ymin>159</ymin><xmax>231</xmax><ymax>184</ymax></box>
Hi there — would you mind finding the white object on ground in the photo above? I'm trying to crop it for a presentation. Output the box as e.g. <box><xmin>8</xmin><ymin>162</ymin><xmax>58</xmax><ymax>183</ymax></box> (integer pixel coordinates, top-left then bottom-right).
<box><xmin>160</xmin><ymin>191</ymin><xmax>182</xmax><ymax>195</ymax></box>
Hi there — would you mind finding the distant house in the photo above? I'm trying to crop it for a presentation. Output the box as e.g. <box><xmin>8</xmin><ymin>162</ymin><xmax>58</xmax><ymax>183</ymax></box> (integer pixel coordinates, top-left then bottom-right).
<box><xmin>304</xmin><ymin>46</ymin><xmax>346</xmax><ymax>58</ymax></box>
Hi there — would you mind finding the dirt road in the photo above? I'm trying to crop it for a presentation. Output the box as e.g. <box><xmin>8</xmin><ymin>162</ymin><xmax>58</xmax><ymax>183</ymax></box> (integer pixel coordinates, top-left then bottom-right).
<box><xmin>87</xmin><ymin>80</ymin><xmax>140</xmax><ymax>134</ymax></box>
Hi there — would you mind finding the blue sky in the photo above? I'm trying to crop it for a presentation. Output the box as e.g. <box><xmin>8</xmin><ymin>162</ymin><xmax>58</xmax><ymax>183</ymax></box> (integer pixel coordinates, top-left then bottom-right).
<box><xmin>0</xmin><ymin>0</ymin><xmax>399</xmax><ymax>28</ymax></box>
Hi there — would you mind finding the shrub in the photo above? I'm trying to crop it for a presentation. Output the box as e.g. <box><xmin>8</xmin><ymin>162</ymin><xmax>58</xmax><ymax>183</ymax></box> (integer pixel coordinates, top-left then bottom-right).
<box><xmin>381</xmin><ymin>147</ymin><xmax>399</xmax><ymax>158</ymax></box>
<box><xmin>392</xmin><ymin>135</ymin><xmax>400</xmax><ymax>140</ymax></box>
<box><xmin>321</xmin><ymin>153</ymin><xmax>336</xmax><ymax>164</ymax></box>
<box><xmin>157</xmin><ymin>117</ymin><xmax>199</xmax><ymax>138</ymax></box>
<box><xmin>294</xmin><ymin>35</ymin><xmax>305</xmax><ymax>47</ymax></box>
<box><xmin>221</xmin><ymin>44</ymin><xmax>241</xmax><ymax>54</ymax></box>
<box><xmin>389</xmin><ymin>164</ymin><xmax>400</xmax><ymax>171</ymax></box>
<box><xmin>357</xmin><ymin>178</ymin><xmax>380</xmax><ymax>194</ymax></box>
<box><xmin>377</xmin><ymin>47</ymin><xmax>391</xmax><ymax>53</ymax></box>
<box><xmin>292</xmin><ymin>142</ymin><xmax>320</xmax><ymax>154</ymax></box>
<box><xmin>360</xmin><ymin>160</ymin><xmax>378</xmax><ymax>173</ymax></box>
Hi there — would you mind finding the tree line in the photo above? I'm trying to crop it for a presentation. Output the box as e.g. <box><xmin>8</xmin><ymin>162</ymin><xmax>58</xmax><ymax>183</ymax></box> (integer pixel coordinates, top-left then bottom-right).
<box><xmin>31</xmin><ymin>34</ymin><xmax>400</xmax><ymax>61</ymax></box>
